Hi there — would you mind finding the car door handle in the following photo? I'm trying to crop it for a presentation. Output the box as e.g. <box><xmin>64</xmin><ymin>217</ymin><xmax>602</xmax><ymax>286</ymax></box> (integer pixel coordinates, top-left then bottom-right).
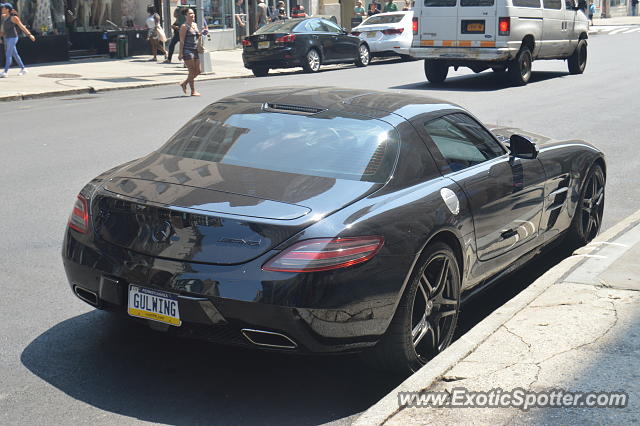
<box><xmin>501</xmin><ymin>229</ymin><xmax>518</xmax><ymax>239</ymax></box>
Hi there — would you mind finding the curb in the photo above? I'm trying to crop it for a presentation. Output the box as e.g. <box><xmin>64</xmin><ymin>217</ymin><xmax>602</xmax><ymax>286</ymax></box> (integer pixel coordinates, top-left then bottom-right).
<box><xmin>0</xmin><ymin>72</ymin><xmax>253</xmax><ymax>102</ymax></box>
<box><xmin>353</xmin><ymin>207</ymin><xmax>640</xmax><ymax>426</ymax></box>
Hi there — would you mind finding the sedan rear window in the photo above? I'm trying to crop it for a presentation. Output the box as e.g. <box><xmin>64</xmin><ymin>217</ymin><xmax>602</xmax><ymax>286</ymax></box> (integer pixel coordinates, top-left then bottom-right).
<box><xmin>361</xmin><ymin>14</ymin><xmax>405</xmax><ymax>25</ymax></box>
<box><xmin>159</xmin><ymin>104</ymin><xmax>400</xmax><ymax>183</ymax></box>
<box><xmin>254</xmin><ymin>19</ymin><xmax>305</xmax><ymax>34</ymax></box>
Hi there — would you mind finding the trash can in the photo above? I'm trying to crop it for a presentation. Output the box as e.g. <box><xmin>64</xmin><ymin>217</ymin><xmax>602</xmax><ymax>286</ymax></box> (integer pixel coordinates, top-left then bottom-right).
<box><xmin>107</xmin><ymin>33</ymin><xmax>118</xmax><ymax>58</ymax></box>
<box><xmin>116</xmin><ymin>35</ymin><xmax>128</xmax><ymax>59</ymax></box>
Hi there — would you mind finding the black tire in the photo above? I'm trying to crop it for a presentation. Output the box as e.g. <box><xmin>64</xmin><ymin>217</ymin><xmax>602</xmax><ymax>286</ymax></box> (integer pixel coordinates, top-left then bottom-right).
<box><xmin>491</xmin><ymin>66</ymin><xmax>507</xmax><ymax>73</ymax></box>
<box><xmin>566</xmin><ymin>164</ymin><xmax>605</xmax><ymax>248</ymax></box>
<box><xmin>251</xmin><ymin>66</ymin><xmax>269</xmax><ymax>77</ymax></box>
<box><xmin>424</xmin><ymin>60</ymin><xmax>448</xmax><ymax>84</ymax></box>
<box><xmin>361</xmin><ymin>242</ymin><xmax>461</xmax><ymax>376</ymax></box>
<box><xmin>568</xmin><ymin>39</ymin><xmax>587</xmax><ymax>75</ymax></box>
<box><xmin>302</xmin><ymin>48</ymin><xmax>321</xmax><ymax>73</ymax></box>
<box><xmin>355</xmin><ymin>43</ymin><xmax>370</xmax><ymax>67</ymax></box>
<box><xmin>508</xmin><ymin>47</ymin><xmax>532</xmax><ymax>86</ymax></box>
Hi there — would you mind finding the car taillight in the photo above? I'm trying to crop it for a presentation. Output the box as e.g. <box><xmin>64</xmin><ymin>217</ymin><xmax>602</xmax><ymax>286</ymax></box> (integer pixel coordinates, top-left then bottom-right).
<box><xmin>68</xmin><ymin>194</ymin><xmax>89</xmax><ymax>233</ymax></box>
<box><xmin>351</xmin><ymin>31</ymin><xmax>361</xmax><ymax>36</ymax></box>
<box><xmin>499</xmin><ymin>17</ymin><xmax>510</xmax><ymax>36</ymax></box>
<box><xmin>241</xmin><ymin>39</ymin><xmax>252</xmax><ymax>47</ymax></box>
<box><xmin>412</xmin><ymin>17</ymin><xmax>418</xmax><ymax>35</ymax></box>
<box><xmin>382</xmin><ymin>28</ymin><xmax>404</xmax><ymax>35</ymax></box>
<box><xmin>262</xmin><ymin>237</ymin><xmax>384</xmax><ymax>273</ymax></box>
<box><xmin>275</xmin><ymin>34</ymin><xmax>296</xmax><ymax>43</ymax></box>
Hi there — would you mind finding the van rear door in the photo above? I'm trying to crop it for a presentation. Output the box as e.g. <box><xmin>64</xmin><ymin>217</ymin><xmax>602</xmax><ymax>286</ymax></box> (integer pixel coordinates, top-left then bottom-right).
<box><xmin>417</xmin><ymin>0</ymin><xmax>459</xmax><ymax>48</ymax></box>
<box><xmin>457</xmin><ymin>0</ymin><xmax>497</xmax><ymax>47</ymax></box>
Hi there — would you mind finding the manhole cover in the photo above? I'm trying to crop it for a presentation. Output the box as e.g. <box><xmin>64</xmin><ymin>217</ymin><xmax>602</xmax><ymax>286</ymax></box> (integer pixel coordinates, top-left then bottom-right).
<box><xmin>38</xmin><ymin>73</ymin><xmax>82</xmax><ymax>78</ymax></box>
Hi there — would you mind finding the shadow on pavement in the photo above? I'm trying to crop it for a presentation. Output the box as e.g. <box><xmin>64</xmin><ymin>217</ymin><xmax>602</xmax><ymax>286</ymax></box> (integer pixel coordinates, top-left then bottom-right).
<box><xmin>21</xmin><ymin>310</ymin><xmax>402</xmax><ymax>425</ymax></box>
<box><xmin>391</xmin><ymin>71</ymin><xmax>568</xmax><ymax>93</ymax></box>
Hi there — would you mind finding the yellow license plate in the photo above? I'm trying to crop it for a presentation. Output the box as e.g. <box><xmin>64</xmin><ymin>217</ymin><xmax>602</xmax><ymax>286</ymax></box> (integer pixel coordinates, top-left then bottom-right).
<box><xmin>128</xmin><ymin>285</ymin><xmax>181</xmax><ymax>326</ymax></box>
<box><xmin>367</xmin><ymin>31</ymin><xmax>377</xmax><ymax>38</ymax></box>
<box><xmin>467</xmin><ymin>23</ymin><xmax>484</xmax><ymax>32</ymax></box>
<box><xmin>258</xmin><ymin>41</ymin><xmax>270</xmax><ymax>49</ymax></box>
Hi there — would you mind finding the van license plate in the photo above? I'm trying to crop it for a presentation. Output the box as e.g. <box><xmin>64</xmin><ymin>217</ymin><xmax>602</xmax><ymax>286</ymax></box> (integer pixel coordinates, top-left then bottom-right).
<box><xmin>466</xmin><ymin>23</ymin><xmax>484</xmax><ymax>32</ymax></box>
<box><xmin>128</xmin><ymin>285</ymin><xmax>181</xmax><ymax>326</ymax></box>
<box><xmin>258</xmin><ymin>41</ymin><xmax>270</xmax><ymax>49</ymax></box>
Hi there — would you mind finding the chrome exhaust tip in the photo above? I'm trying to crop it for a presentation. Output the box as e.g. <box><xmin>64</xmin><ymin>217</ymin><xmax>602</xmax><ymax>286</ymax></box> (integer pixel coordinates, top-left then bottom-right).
<box><xmin>74</xmin><ymin>286</ymin><xmax>99</xmax><ymax>307</ymax></box>
<box><xmin>241</xmin><ymin>328</ymin><xmax>298</xmax><ymax>349</ymax></box>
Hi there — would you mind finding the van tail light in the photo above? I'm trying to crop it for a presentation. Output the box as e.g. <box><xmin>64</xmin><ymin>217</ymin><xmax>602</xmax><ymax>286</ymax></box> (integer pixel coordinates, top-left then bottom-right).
<box><xmin>275</xmin><ymin>34</ymin><xmax>296</xmax><ymax>43</ymax></box>
<box><xmin>241</xmin><ymin>38</ymin><xmax>252</xmax><ymax>47</ymax></box>
<box><xmin>382</xmin><ymin>28</ymin><xmax>404</xmax><ymax>35</ymax></box>
<box><xmin>351</xmin><ymin>31</ymin><xmax>362</xmax><ymax>36</ymax></box>
<box><xmin>412</xmin><ymin>17</ymin><xmax>419</xmax><ymax>35</ymax></box>
<box><xmin>499</xmin><ymin>17</ymin><xmax>510</xmax><ymax>36</ymax></box>
<box><xmin>262</xmin><ymin>237</ymin><xmax>384</xmax><ymax>272</ymax></box>
<box><xmin>68</xmin><ymin>194</ymin><xmax>89</xmax><ymax>233</ymax></box>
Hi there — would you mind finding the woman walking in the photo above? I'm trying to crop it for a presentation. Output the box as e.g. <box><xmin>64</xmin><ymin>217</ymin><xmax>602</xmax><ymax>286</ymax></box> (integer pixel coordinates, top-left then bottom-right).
<box><xmin>146</xmin><ymin>5</ymin><xmax>167</xmax><ymax>61</ymax></box>
<box><xmin>178</xmin><ymin>8</ymin><xmax>201</xmax><ymax>96</ymax></box>
<box><xmin>0</xmin><ymin>3</ymin><xmax>35</xmax><ymax>78</ymax></box>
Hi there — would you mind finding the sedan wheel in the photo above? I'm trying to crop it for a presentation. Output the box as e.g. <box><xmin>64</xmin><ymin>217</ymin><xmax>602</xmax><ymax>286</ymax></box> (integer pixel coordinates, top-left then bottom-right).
<box><xmin>355</xmin><ymin>44</ymin><xmax>370</xmax><ymax>67</ymax></box>
<box><xmin>361</xmin><ymin>242</ymin><xmax>461</xmax><ymax>376</ymax></box>
<box><xmin>567</xmin><ymin>164</ymin><xmax>605</xmax><ymax>247</ymax></box>
<box><xmin>302</xmin><ymin>49</ymin><xmax>321</xmax><ymax>73</ymax></box>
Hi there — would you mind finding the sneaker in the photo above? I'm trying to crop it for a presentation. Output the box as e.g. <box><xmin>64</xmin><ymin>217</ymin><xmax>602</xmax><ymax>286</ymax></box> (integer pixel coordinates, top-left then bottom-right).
<box><xmin>0</xmin><ymin>72</ymin><xmax>7</xmax><ymax>78</ymax></box>
<box><xmin>17</xmin><ymin>68</ymin><xmax>27</xmax><ymax>76</ymax></box>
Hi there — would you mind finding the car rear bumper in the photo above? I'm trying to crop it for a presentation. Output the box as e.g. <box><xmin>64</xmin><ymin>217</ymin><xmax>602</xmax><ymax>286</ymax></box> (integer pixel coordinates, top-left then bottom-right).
<box><xmin>400</xmin><ymin>45</ymin><xmax>517</xmax><ymax>62</ymax></box>
<box><xmin>242</xmin><ymin>47</ymin><xmax>302</xmax><ymax>69</ymax></box>
<box><xmin>362</xmin><ymin>38</ymin><xmax>411</xmax><ymax>54</ymax></box>
<box><xmin>62</xmin><ymin>231</ymin><xmax>413</xmax><ymax>354</ymax></box>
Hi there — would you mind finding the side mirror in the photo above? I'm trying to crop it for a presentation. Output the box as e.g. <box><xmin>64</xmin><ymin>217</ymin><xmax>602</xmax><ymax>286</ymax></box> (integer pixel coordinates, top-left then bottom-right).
<box><xmin>509</xmin><ymin>134</ymin><xmax>538</xmax><ymax>159</ymax></box>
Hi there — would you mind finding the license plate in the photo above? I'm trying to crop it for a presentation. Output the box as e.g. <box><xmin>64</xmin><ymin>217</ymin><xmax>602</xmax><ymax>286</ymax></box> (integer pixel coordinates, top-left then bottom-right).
<box><xmin>367</xmin><ymin>31</ymin><xmax>377</xmax><ymax>38</ymax></box>
<box><xmin>467</xmin><ymin>23</ymin><xmax>484</xmax><ymax>32</ymax></box>
<box><xmin>258</xmin><ymin>41</ymin><xmax>270</xmax><ymax>49</ymax></box>
<box><xmin>128</xmin><ymin>285</ymin><xmax>181</xmax><ymax>326</ymax></box>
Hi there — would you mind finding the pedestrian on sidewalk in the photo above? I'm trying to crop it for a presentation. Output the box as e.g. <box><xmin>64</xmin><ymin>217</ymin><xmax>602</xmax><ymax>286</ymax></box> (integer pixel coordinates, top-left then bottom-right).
<box><xmin>0</xmin><ymin>3</ymin><xmax>35</xmax><ymax>78</ymax></box>
<box><xmin>178</xmin><ymin>8</ymin><xmax>201</xmax><ymax>96</ymax></box>
<box><xmin>383</xmin><ymin>0</ymin><xmax>398</xmax><ymax>12</ymax></box>
<box><xmin>632</xmin><ymin>0</ymin><xmax>638</xmax><ymax>16</ymax></box>
<box><xmin>588</xmin><ymin>0</ymin><xmax>595</xmax><ymax>24</ymax></box>
<box><xmin>165</xmin><ymin>6</ymin><xmax>185</xmax><ymax>63</ymax></box>
<box><xmin>256</xmin><ymin>0</ymin><xmax>268</xmax><ymax>31</ymax></box>
<box><xmin>146</xmin><ymin>5</ymin><xmax>167</xmax><ymax>61</ymax></box>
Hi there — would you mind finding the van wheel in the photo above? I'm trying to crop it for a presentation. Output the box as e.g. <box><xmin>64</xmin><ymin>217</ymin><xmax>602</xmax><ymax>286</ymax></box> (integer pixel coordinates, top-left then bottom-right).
<box><xmin>302</xmin><ymin>48</ymin><xmax>321</xmax><ymax>73</ymax></box>
<box><xmin>508</xmin><ymin>48</ymin><xmax>532</xmax><ymax>86</ymax></box>
<box><xmin>424</xmin><ymin>60</ymin><xmax>448</xmax><ymax>84</ymax></box>
<box><xmin>251</xmin><ymin>66</ymin><xmax>269</xmax><ymax>77</ymax></box>
<box><xmin>568</xmin><ymin>40</ymin><xmax>587</xmax><ymax>75</ymax></box>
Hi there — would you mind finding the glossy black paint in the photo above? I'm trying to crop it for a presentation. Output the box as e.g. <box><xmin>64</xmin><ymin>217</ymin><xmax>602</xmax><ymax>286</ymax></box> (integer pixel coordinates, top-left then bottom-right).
<box><xmin>241</xmin><ymin>18</ymin><xmax>365</xmax><ymax>72</ymax></box>
<box><xmin>62</xmin><ymin>87</ymin><xmax>605</xmax><ymax>354</ymax></box>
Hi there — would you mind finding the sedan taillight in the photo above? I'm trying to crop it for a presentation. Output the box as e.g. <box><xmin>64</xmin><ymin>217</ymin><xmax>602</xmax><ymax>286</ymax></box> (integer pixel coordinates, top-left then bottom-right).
<box><xmin>275</xmin><ymin>34</ymin><xmax>296</xmax><ymax>43</ymax></box>
<box><xmin>262</xmin><ymin>237</ymin><xmax>384</xmax><ymax>273</ymax></box>
<box><xmin>241</xmin><ymin>39</ymin><xmax>252</xmax><ymax>47</ymax></box>
<box><xmin>68</xmin><ymin>194</ymin><xmax>89</xmax><ymax>233</ymax></box>
<box><xmin>382</xmin><ymin>28</ymin><xmax>404</xmax><ymax>35</ymax></box>
<box><xmin>351</xmin><ymin>31</ymin><xmax>362</xmax><ymax>36</ymax></box>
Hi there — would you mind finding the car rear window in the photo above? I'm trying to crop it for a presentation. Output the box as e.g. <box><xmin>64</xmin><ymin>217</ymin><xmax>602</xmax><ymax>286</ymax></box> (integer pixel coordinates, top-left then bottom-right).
<box><xmin>159</xmin><ymin>104</ymin><xmax>400</xmax><ymax>183</ymax></box>
<box><xmin>424</xmin><ymin>0</ymin><xmax>457</xmax><ymax>6</ymax></box>
<box><xmin>362</xmin><ymin>14</ymin><xmax>405</xmax><ymax>25</ymax></box>
<box><xmin>461</xmin><ymin>0</ymin><xmax>494</xmax><ymax>5</ymax></box>
<box><xmin>254</xmin><ymin>19</ymin><xmax>304</xmax><ymax>34</ymax></box>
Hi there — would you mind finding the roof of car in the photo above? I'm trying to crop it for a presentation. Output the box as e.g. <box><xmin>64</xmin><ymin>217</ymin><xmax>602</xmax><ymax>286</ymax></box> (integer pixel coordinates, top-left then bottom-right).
<box><xmin>217</xmin><ymin>86</ymin><xmax>462</xmax><ymax>119</ymax></box>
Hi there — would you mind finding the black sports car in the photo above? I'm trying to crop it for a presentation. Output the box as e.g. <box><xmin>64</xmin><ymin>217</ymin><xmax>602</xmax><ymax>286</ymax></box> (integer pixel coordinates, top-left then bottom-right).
<box><xmin>63</xmin><ymin>87</ymin><xmax>605</xmax><ymax>375</ymax></box>
<box><xmin>241</xmin><ymin>18</ymin><xmax>370</xmax><ymax>77</ymax></box>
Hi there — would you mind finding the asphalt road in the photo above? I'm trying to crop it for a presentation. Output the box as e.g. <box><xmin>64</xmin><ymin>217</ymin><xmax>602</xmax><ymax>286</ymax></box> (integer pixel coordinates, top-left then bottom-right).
<box><xmin>1</xmin><ymin>32</ymin><xmax>638</xmax><ymax>425</ymax></box>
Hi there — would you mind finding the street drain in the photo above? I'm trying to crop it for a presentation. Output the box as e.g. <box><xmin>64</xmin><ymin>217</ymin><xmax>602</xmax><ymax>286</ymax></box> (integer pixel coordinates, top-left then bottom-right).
<box><xmin>38</xmin><ymin>73</ymin><xmax>82</xmax><ymax>78</ymax></box>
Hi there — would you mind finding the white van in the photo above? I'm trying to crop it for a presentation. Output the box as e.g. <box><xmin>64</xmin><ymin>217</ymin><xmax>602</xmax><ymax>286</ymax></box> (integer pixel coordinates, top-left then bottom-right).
<box><xmin>401</xmin><ymin>0</ymin><xmax>589</xmax><ymax>85</ymax></box>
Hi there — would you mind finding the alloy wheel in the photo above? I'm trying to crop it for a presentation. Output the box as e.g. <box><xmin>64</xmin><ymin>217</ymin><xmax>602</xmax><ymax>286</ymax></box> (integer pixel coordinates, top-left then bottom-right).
<box><xmin>580</xmin><ymin>170</ymin><xmax>605</xmax><ymax>241</ymax></box>
<box><xmin>359</xmin><ymin>45</ymin><xmax>370</xmax><ymax>65</ymax></box>
<box><xmin>410</xmin><ymin>253</ymin><xmax>459</xmax><ymax>361</ymax></box>
<box><xmin>307</xmin><ymin>50</ymin><xmax>320</xmax><ymax>72</ymax></box>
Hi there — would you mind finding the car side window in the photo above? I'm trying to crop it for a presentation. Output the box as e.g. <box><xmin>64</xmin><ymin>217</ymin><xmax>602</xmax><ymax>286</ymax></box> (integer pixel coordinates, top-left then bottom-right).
<box><xmin>423</xmin><ymin>113</ymin><xmax>505</xmax><ymax>172</ymax></box>
<box><xmin>308</xmin><ymin>19</ymin><xmax>325</xmax><ymax>32</ymax></box>
<box><xmin>543</xmin><ymin>0</ymin><xmax>562</xmax><ymax>9</ymax></box>
<box><xmin>512</xmin><ymin>0</ymin><xmax>541</xmax><ymax>7</ymax></box>
<box><xmin>322</xmin><ymin>20</ymin><xmax>343</xmax><ymax>33</ymax></box>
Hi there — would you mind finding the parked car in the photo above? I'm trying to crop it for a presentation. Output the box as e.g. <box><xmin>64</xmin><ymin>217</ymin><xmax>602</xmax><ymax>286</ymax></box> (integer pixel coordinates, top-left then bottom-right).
<box><xmin>242</xmin><ymin>17</ymin><xmax>370</xmax><ymax>76</ymax></box>
<box><xmin>402</xmin><ymin>0</ymin><xmax>589</xmax><ymax>85</ymax></box>
<box><xmin>351</xmin><ymin>11</ymin><xmax>414</xmax><ymax>60</ymax></box>
<box><xmin>63</xmin><ymin>87</ymin><xmax>605</xmax><ymax>375</ymax></box>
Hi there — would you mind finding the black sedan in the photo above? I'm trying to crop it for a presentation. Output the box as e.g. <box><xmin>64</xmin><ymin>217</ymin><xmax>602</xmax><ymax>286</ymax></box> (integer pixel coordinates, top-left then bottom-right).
<box><xmin>62</xmin><ymin>87</ymin><xmax>605</xmax><ymax>375</ymax></box>
<box><xmin>241</xmin><ymin>18</ymin><xmax>370</xmax><ymax>76</ymax></box>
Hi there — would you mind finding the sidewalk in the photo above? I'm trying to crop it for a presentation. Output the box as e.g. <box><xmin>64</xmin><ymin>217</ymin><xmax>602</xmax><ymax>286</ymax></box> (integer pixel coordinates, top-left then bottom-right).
<box><xmin>356</xmin><ymin>208</ymin><xmax>640</xmax><ymax>425</ymax></box>
<box><xmin>592</xmin><ymin>15</ymin><xmax>640</xmax><ymax>26</ymax></box>
<box><xmin>0</xmin><ymin>49</ymin><xmax>252</xmax><ymax>102</ymax></box>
